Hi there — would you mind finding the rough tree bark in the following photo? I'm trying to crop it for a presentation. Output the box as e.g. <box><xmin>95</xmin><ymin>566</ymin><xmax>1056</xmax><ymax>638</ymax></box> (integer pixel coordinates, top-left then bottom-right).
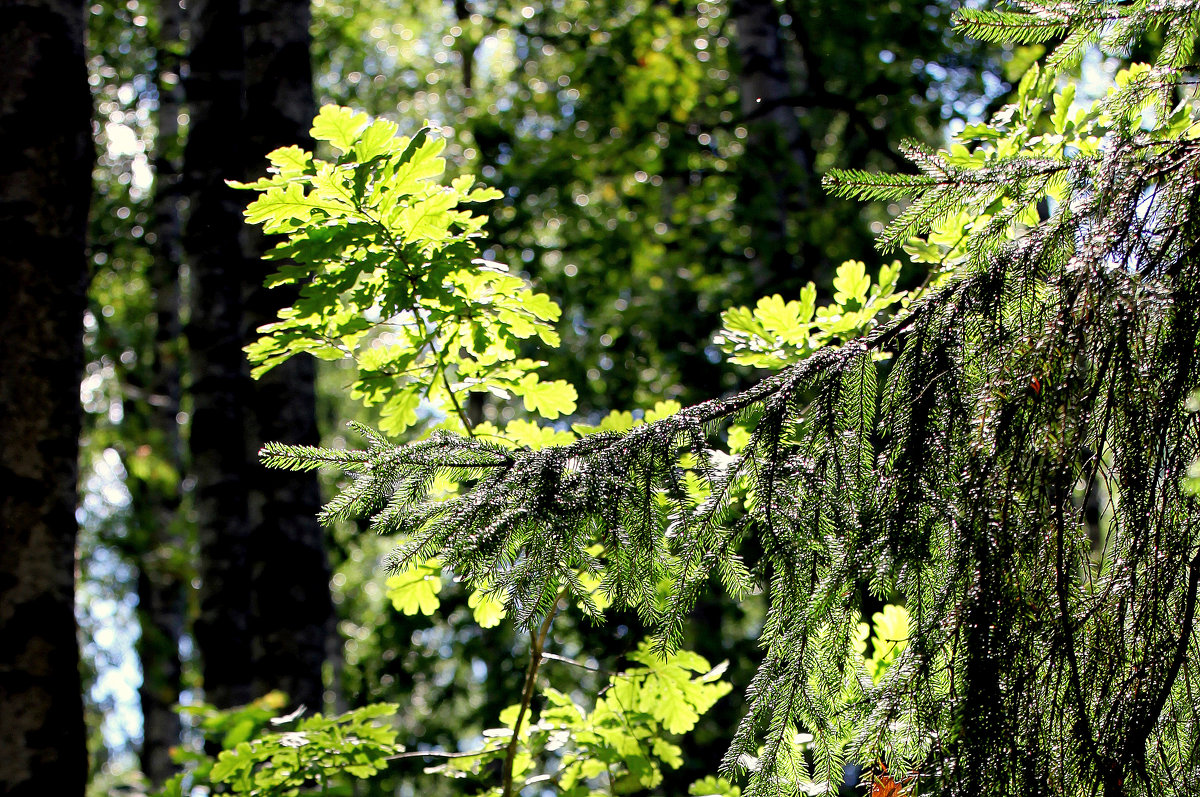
<box><xmin>0</xmin><ymin>0</ymin><xmax>93</xmax><ymax>793</ymax></box>
<box><xmin>241</xmin><ymin>0</ymin><xmax>333</xmax><ymax>712</ymax></box>
<box><xmin>183</xmin><ymin>0</ymin><xmax>258</xmax><ymax>710</ymax></box>
<box><xmin>184</xmin><ymin>0</ymin><xmax>331</xmax><ymax>711</ymax></box>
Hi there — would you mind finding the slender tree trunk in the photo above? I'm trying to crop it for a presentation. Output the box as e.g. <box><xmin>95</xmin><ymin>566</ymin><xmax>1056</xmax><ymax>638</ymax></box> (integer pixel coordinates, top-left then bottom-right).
<box><xmin>183</xmin><ymin>0</ymin><xmax>258</xmax><ymax>710</ymax></box>
<box><xmin>730</xmin><ymin>0</ymin><xmax>812</xmax><ymax>289</ymax></box>
<box><xmin>135</xmin><ymin>0</ymin><xmax>187</xmax><ymax>780</ymax></box>
<box><xmin>0</xmin><ymin>0</ymin><xmax>92</xmax><ymax>793</ymax></box>
<box><xmin>241</xmin><ymin>0</ymin><xmax>333</xmax><ymax>712</ymax></box>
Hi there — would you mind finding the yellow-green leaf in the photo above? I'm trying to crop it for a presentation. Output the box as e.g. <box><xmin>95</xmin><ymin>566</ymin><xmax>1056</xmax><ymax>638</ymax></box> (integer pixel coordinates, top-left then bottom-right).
<box><xmin>832</xmin><ymin>260</ymin><xmax>871</xmax><ymax>305</ymax></box>
<box><xmin>514</xmin><ymin>375</ymin><xmax>577</xmax><ymax>419</ymax></box>
<box><xmin>468</xmin><ymin>589</ymin><xmax>507</xmax><ymax>628</ymax></box>
<box><xmin>386</xmin><ymin>559</ymin><xmax>443</xmax><ymax>616</ymax></box>
<box><xmin>353</xmin><ymin>117</ymin><xmax>401</xmax><ymax>162</ymax></box>
<box><xmin>267</xmin><ymin>145</ymin><xmax>314</xmax><ymax>178</ymax></box>
<box><xmin>310</xmin><ymin>105</ymin><xmax>369</xmax><ymax>153</ymax></box>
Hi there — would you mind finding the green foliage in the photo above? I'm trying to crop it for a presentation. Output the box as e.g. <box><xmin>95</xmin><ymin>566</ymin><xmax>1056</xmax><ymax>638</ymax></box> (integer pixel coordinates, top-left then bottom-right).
<box><xmin>154</xmin><ymin>692</ymin><xmax>291</xmax><ymax>796</ymax></box>
<box><xmin>237</xmin><ymin>104</ymin><xmax>745</xmax><ymax>797</ymax></box>
<box><xmin>153</xmin><ymin>693</ymin><xmax>400</xmax><ymax>797</ymax></box>
<box><xmin>312</xmin><ymin>0</ymin><xmax>999</xmax><ymax>411</ymax></box>
<box><xmin>825</xmin><ymin>51</ymin><xmax>1197</xmax><ymax>258</ymax></box>
<box><xmin>422</xmin><ymin>642</ymin><xmax>731</xmax><ymax>796</ymax></box>
<box><xmin>715</xmin><ymin>260</ymin><xmax>909</xmax><ymax>370</ymax></box>
<box><xmin>385</xmin><ymin>557</ymin><xmax>443</xmax><ymax>616</ymax></box>
<box><xmin>1185</xmin><ymin>390</ymin><xmax>1200</xmax><ymax>497</ymax></box>
<box><xmin>689</xmin><ymin>776</ymin><xmax>741</xmax><ymax>797</ymax></box>
<box><xmin>384</xmin><ymin>547</ymin><xmax>614</xmax><ymax>629</ymax></box>
<box><xmin>231</xmin><ymin>105</ymin><xmax>575</xmax><ymax>435</ymax></box>
<box><xmin>209</xmin><ymin>704</ymin><xmax>400</xmax><ymax>793</ymax></box>
<box><xmin>261</xmin><ymin>4</ymin><xmax>1200</xmax><ymax>796</ymax></box>
<box><xmin>856</xmin><ymin>605</ymin><xmax>910</xmax><ymax>685</ymax></box>
<box><xmin>81</xmin><ymin>0</ymin><xmax>1007</xmax><ymax>787</ymax></box>
<box><xmin>956</xmin><ymin>1</ymin><xmax>1200</xmax><ymax>71</ymax></box>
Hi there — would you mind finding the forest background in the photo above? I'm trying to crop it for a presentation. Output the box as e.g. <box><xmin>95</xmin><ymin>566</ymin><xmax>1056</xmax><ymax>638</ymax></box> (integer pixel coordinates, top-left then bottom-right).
<box><xmin>2</xmin><ymin>0</ymin><xmax>1078</xmax><ymax>792</ymax></box>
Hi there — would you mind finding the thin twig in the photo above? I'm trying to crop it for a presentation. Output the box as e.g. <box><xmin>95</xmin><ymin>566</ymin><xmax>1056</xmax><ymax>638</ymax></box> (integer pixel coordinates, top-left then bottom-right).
<box><xmin>539</xmin><ymin>651</ymin><xmax>607</xmax><ymax>673</ymax></box>
<box><xmin>440</xmin><ymin>357</ymin><xmax>475</xmax><ymax>437</ymax></box>
<box><xmin>387</xmin><ymin>746</ymin><xmax>502</xmax><ymax>761</ymax></box>
<box><xmin>500</xmin><ymin>587</ymin><xmax>569</xmax><ymax>797</ymax></box>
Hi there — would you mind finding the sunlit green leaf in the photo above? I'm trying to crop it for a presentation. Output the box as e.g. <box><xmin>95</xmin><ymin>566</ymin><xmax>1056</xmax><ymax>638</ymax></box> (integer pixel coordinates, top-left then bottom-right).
<box><xmin>385</xmin><ymin>559</ymin><xmax>443</xmax><ymax>616</ymax></box>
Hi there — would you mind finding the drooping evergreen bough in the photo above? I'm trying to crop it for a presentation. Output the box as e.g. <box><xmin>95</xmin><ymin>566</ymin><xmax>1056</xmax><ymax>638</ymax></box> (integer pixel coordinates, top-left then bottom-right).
<box><xmin>262</xmin><ymin>3</ymin><xmax>1200</xmax><ymax>795</ymax></box>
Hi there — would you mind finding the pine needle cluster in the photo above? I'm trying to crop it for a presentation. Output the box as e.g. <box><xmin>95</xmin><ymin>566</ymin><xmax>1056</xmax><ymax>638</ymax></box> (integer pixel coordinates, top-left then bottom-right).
<box><xmin>263</xmin><ymin>3</ymin><xmax>1200</xmax><ymax>794</ymax></box>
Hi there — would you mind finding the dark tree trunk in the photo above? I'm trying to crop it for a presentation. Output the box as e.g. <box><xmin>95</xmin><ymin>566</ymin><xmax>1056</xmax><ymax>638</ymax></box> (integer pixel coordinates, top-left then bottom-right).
<box><xmin>184</xmin><ymin>0</ymin><xmax>331</xmax><ymax>712</ymax></box>
<box><xmin>241</xmin><ymin>0</ymin><xmax>332</xmax><ymax>712</ymax></box>
<box><xmin>183</xmin><ymin>0</ymin><xmax>258</xmax><ymax>710</ymax></box>
<box><xmin>134</xmin><ymin>0</ymin><xmax>187</xmax><ymax>781</ymax></box>
<box><xmin>731</xmin><ymin>0</ymin><xmax>813</xmax><ymax>289</ymax></box>
<box><xmin>0</xmin><ymin>0</ymin><xmax>93</xmax><ymax>793</ymax></box>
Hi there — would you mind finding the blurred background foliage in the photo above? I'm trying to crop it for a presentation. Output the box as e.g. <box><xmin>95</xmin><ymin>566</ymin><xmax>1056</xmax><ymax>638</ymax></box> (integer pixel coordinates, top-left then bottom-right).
<box><xmin>78</xmin><ymin>0</ymin><xmax>1023</xmax><ymax>793</ymax></box>
<box><xmin>312</xmin><ymin>0</ymin><xmax>999</xmax><ymax>410</ymax></box>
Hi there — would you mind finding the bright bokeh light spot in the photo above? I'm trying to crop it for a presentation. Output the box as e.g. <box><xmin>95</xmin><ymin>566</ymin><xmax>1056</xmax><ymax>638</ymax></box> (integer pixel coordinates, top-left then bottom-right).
<box><xmin>104</xmin><ymin>122</ymin><xmax>140</xmax><ymax>157</ymax></box>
